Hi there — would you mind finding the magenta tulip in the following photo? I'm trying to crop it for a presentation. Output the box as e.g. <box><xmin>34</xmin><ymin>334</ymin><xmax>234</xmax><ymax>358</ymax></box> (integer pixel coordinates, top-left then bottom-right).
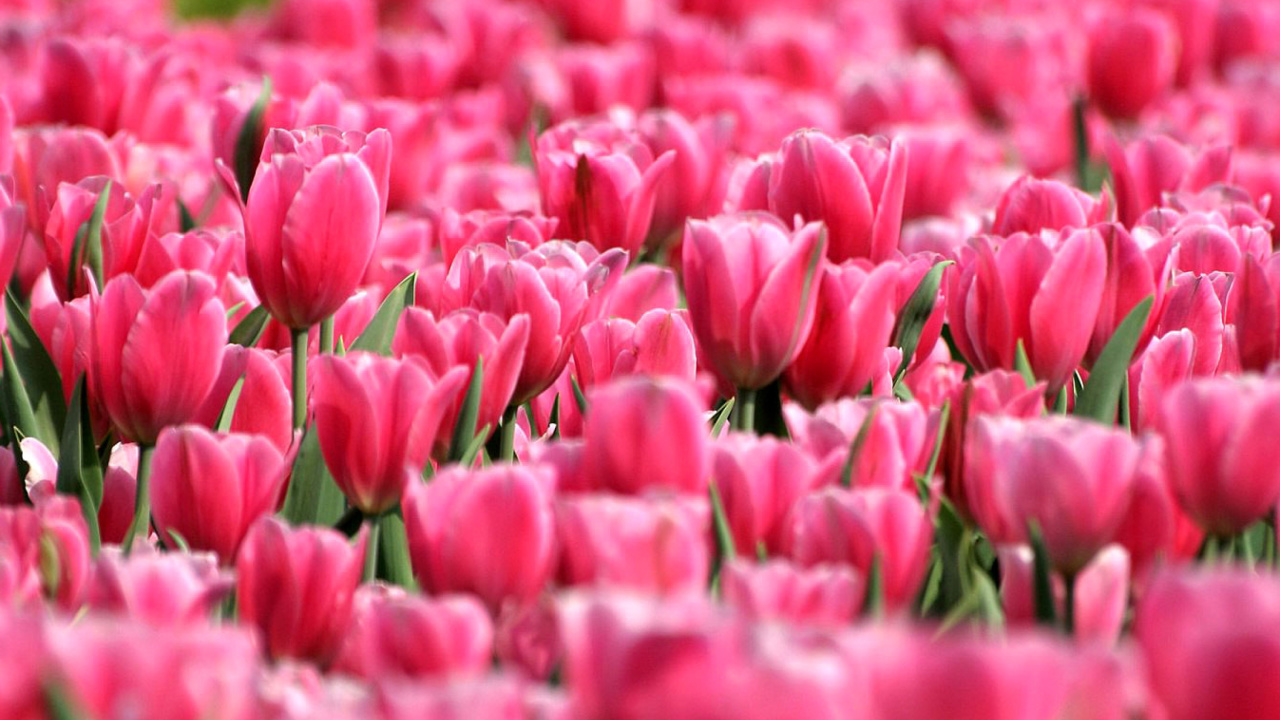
<box><xmin>711</xmin><ymin>432</ymin><xmax>818</xmax><ymax>555</ymax></box>
<box><xmin>334</xmin><ymin>588</ymin><xmax>493</xmax><ymax>680</ymax></box>
<box><xmin>86</xmin><ymin>548</ymin><xmax>231</xmax><ymax>627</ymax></box>
<box><xmin>721</xmin><ymin>559</ymin><xmax>863</xmax><ymax>626</ymax></box>
<box><xmin>1087</xmin><ymin>8</ymin><xmax>1177</xmax><ymax>120</ymax></box>
<box><xmin>572</xmin><ymin>310</ymin><xmax>698</xmax><ymax>389</ymax></box>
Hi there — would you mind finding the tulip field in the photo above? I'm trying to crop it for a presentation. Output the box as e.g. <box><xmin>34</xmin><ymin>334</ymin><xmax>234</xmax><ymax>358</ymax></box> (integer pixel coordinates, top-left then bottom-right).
<box><xmin>7</xmin><ymin>0</ymin><xmax>1280</xmax><ymax>717</ymax></box>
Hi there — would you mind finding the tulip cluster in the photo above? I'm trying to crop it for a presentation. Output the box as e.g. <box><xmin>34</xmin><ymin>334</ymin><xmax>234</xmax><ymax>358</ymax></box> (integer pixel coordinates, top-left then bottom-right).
<box><xmin>5</xmin><ymin>0</ymin><xmax>1280</xmax><ymax>717</ymax></box>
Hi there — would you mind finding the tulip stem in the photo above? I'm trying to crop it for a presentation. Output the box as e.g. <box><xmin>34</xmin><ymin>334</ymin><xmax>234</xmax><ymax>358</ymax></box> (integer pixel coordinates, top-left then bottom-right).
<box><xmin>122</xmin><ymin>443</ymin><xmax>154</xmax><ymax>553</ymax></box>
<box><xmin>733</xmin><ymin>388</ymin><xmax>757</xmax><ymax>432</ymax></box>
<box><xmin>319</xmin><ymin>316</ymin><xmax>334</xmax><ymax>354</ymax></box>
<box><xmin>1063</xmin><ymin>571</ymin><xmax>1077</xmax><ymax>636</ymax></box>
<box><xmin>291</xmin><ymin>327</ymin><xmax>308</xmax><ymax>430</ymax></box>
<box><xmin>363</xmin><ymin>514</ymin><xmax>382</xmax><ymax>583</ymax></box>
<box><xmin>498</xmin><ymin>405</ymin><xmax>518</xmax><ymax>462</ymax></box>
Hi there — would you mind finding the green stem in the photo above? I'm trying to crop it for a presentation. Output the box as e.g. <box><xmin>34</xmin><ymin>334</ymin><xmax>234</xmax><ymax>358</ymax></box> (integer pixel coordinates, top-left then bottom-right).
<box><xmin>291</xmin><ymin>327</ymin><xmax>309</xmax><ymax>430</ymax></box>
<box><xmin>1063</xmin><ymin>572</ymin><xmax>1077</xmax><ymax>637</ymax></box>
<box><xmin>363</xmin><ymin>514</ymin><xmax>382</xmax><ymax>584</ymax></box>
<box><xmin>498</xmin><ymin>405</ymin><xmax>518</xmax><ymax>462</ymax></box>
<box><xmin>733</xmin><ymin>387</ymin><xmax>757</xmax><ymax>432</ymax></box>
<box><xmin>122</xmin><ymin>444</ymin><xmax>154</xmax><ymax>553</ymax></box>
<box><xmin>319</xmin><ymin>316</ymin><xmax>334</xmax><ymax>355</ymax></box>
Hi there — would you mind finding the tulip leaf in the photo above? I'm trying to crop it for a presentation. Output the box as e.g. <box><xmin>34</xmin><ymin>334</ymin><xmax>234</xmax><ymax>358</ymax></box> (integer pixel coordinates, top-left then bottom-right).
<box><xmin>548</xmin><ymin>394</ymin><xmax>561</xmax><ymax>441</ymax></box>
<box><xmin>43</xmin><ymin>680</ymin><xmax>86</xmax><ymax>720</ymax></box>
<box><xmin>229</xmin><ymin>305</ymin><xmax>270</xmax><ymax>347</ymax></box>
<box><xmin>177</xmin><ymin>198</ymin><xmax>198</xmax><ymax>232</ymax></box>
<box><xmin>379</xmin><ymin>506</ymin><xmax>417</xmax><ymax>589</ymax></box>
<box><xmin>280</xmin><ymin>427</ymin><xmax>346</xmax><ymax>526</ymax></box>
<box><xmin>709</xmin><ymin>397</ymin><xmax>735</xmax><ymax>438</ymax></box>
<box><xmin>1074</xmin><ymin>296</ymin><xmax>1152</xmax><ymax>425</ymax></box>
<box><xmin>920</xmin><ymin>400</ymin><xmax>949</xmax><ymax>488</ymax></box>
<box><xmin>707</xmin><ymin>480</ymin><xmax>736</xmax><ymax>594</ymax></box>
<box><xmin>447</xmin><ymin>359</ymin><xmax>484</xmax><ymax>463</ymax></box>
<box><xmin>862</xmin><ymin>553</ymin><xmax>884</xmax><ymax>619</ymax></box>
<box><xmin>931</xmin><ymin>500</ymin><xmax>969</xmax><ymax>616</ymax></box>
<box><xmin>352</xmin><ymin>273</ymin><xmax>416</xmax><ymax>355</ymax></box>
<box><xmin>1014</xmin><ymin>339</ymin><xmax>1035</xmax><ymax>388</ymax></box>
<box><xmin>233</xmin><ymin>77</ymin><xmax>272</xmax><ymax>204</ymax></box>
<box><xmin>68</xmin><ymin>182</ymin><xmax>110</xmax><ymax>294</ymax></box>
<box><xmin>5</xmin><ymin>291</ymin><xmax>67</xmax><ymax>450</ymax></box>
<box><xmin>56</xmin><ymin>376</ymin><xmax>103</xmax><ymax>554</ymax></box>
<box><xmin>891</xmin><ymin>260</ymin><xmax>953</xmax><ymax>384</ymax></box>
<box><xmin>215</xmin><ymin>375</ymin><xmax>246</xmax><ymax>432</ymax></box>
<box><xmin>1</xmin><ymin>340</ymin><xmax>58</xmax><ymax>458</ymax></box>
<box><xmin>1029</xmin><ymin>522</ymin><xmax>1058</xmax><ymax>627</ymax></box>
<box><xmin>839</xmin><ymin>403</ymin><xmax>879</xmax><ymax>488</ymax></box>
<box><xmin>973</xmin><ymin>570</ymin><xmax>1005</xmax><ymax>629</ymax></box>
<box><xmin>166</xmin><ymin>528</ymin><xmax>192</xmax><ymax>553</ymax></box>
<box><xmin>457</xmin><ymin>423</ymin><xmax>491</xmax><ymax>468</ymax></box>
<box><xmin>570</xmin><ymin>375</ymin><xmax>588</xmax><ymax>415</ymax></box>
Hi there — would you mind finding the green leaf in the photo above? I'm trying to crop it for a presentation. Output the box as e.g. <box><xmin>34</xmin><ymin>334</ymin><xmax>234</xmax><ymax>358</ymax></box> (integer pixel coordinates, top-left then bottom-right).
<box><xmin>570</xmin><ymin>375</ymin><xmax>588</xmax><ymax>415</ymax></box>
<box><xmin>447</xmin><ymin>359</ymin><xmax>484</xmax><ymax>463</ymax></box>
<box><xmin>548</xmin><ymin>394</ymin><xmax>561</xmax><ymax>441</ymax></box>
<box><xmin>228</xmin><ymin>305</ymin><xmax>270</xmax><ymax>348</ymax></box>
<box><xmin>1029</xmin><ymin>522</ymin><xmax>1058</xmax><ymax>627</ymax></box>
<box><xmin>457</xmin><ymin>423</ymin><xmax>491</xmax><ymax>469</ymax></box>
<box><xmin>862</xmin><ymin>553</ymin><xmax>884</xmax><ymax>620</ymax></box>
<box><xmin>1</xmin><ymin>340</ymin><xmax>52</xmax><ymax>458</ymax></box>
<box><xmin>177</xmin><ymin>198</ymin><xmax>198</xmax><ymax>232</ymax></box>
<box><xmin>709</xmin><ymin>397</ymin><xmax>735</xmax><ymax>439</ymax></box>
<box><xmin>233</xmin><ymin>78</ymin><xmax>272</xmax><ymax>204</ymax></box>
<box><xmin>351</xmin><ymin>273</ymin><xmax>416</xmax><ymax>355</ymax></box>
<box><xmin>707</xmin><ymin>480</ymin><xmax>736</xmax><ymax>594</ymax></box>
<box><xmin>167</xmin><ymin>528</ymin><xmax>191</xmax><ymax>553</ymax></box>
<box><xmin>279</xmin><ymin>427</ymin><xmax>347</xmax><ymax>526</ymax></box>
<box><xmin>973</xmin><ymin>570</ymin><xmax>1005</xmax><ymax>630</ymax></box>
<box><xmin>68</xmin><ymin>182</ymin><xmax>110</xmax><ymax>293</ymax></box>
<box><xmin>1074</xmin><ymin>296</ymin><xmax>1152</xmax><ymax>425</ymax></box>
<box><xmin>43</xmin><ymin>681</ymin><xmax>85</xmax><ymax>720</ymax></box>
<box><xmin>839</xmin><ymin>403</ymin><xmax>879</xmax><ymax>488</ymax></box>
<box><xmin>931</xmin><ymin>501</ymin><xmax>969</xmax><ymax>617</ymax></box>
<box><xmin>891</xmin><ymin>260</ymin><xmax>953</xmax><ymax>384</ymax></box>
<box><xmin>56</xmin><ymin>376</ymin><xmax>103</xmax><ymax>554</ymax></box>
<box><xmin>379</xmin><ymin>507</ymin><xmax>417</xmax><ymax>589</ymax></box>
<box><xmin>921</xmin><ymin>400</ymin><xmax>949</xmax><ymax>485</ymax></box>
<box><xmin>1014</xmin><ymin>338</ymin><xmax>1035</xmax><ymax>388</ymax></box>
<box><xmin>5</xmin><ymin>291</ymin><xmax>67</xmax><ymax>452</ymax></box>
<box><xmin>215</xmin><ymin>375</ymin><xmax>246</xmax><ymax>432</ymax></box>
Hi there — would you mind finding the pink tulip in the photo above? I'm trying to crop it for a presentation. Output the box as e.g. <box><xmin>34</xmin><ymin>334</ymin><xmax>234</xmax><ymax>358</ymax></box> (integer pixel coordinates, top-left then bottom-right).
<box><xmin>0</xmin><ymin>495</ymin><xmax>90</xmax><ymax>611</ymax></box>
<box><xmin>1087</xmin><ymin>8</ymin><xmax>1178</xmax><ymax>120</ymax></box>
<box><xmin>1136</xmin><ymin>568</ymin><xmax>1280</xmax><ymax>720</ymax></box>
<box><xmin>711</xmin><ymin>432</ymin><xmax>818</xmax><ymax>555</ymax></box>
<box><xmin>991</xmin><ymin>177</ymin><xmax>1107</xmax><ymax>237</ymax></box>
<box><xmin>393</xmin><ymin>308</ymin><xmax>531</xmax><ymax>461</ymax></box>
<box><xmin>86</xmin><ymin>548</ymin><xmax>231</xmax><ymax>626</ymax></box>
<box><xmin>312</xmin><ymin>352</ymin><xmax>468</xmax><ymax>514</ymax></box>
<box><xmin>404</xmin><ymin>464</ymin><xmax>557</xmax><ymax>611</ymax></box>
<box><xmin>635</xmin><ymin>109</ymin><xmax>732</xmax><ymax>244</ymax></box>
<box><xmin>947</xmin><ymin>229</ymin><xmax>1107</xmax><ymax>393</ymax></box>
<box><xmin>98</xmin><ymin>443</ymin><xmax>139</xmax><ymax>546</ymax></box>
<box><xmin>209</xmin><ymin>82</ymin><xmax>296</xmax><ymax>185</ymax></box>
<box><xmin>722</xmin><ymin>559</ymin><xmax>862</xmax><ymax>626</ymax></box>
<box><xmin>1158</xmin><ymin>376</ymin><xmax>1280</xmax><ymax>536</ymax></box>
<box><xmin>374</xmin><ymin>675</ymin><xmax>535</xmax><ymax>720</ymax></box>
<box><xmin>1111</xmin><ymin>438</ymin><xmax>1203</xmax><ymax>589</ymax></box>
<box><xmin>598</xmin><ymin>264</ymin><xmax>680</xmax><ymax>321</ymax></box>
<box><xmin>556</xmin><ymin>493</ymin><xmax>710</xmax><ymax>595</ymax></box>
<box><xmin>552</xmin><ymin>42</ymin><xmax>656</xmax><ymax>120</ymax></box>
<box><xmin>89</xmin><ymin>270</ymin><xmax>226</xmax><ymax>445</ymax></box>
<box><xmin>534</xmin><ymin>117</ymin><xmax>674</xmax><ymax>255</ymax></box>
<box><xmin>966</xmin><ymin>415</ymin><xmax>1144</xmax><ymax>575</ymax></box>
<box><xmin>242</xmin><ymin>126</ymin><xmax>390</xmax><ymax>329</ymax></box>
<box><xmin>581</xmin><ymin>377</ymin><xmax>709</xmax><ymax>496</ymax></box>
<box><xmin>767</xmin><ymin>130</ymin><xmax>907</xmax><ymax>262</ymax></box>
<box><xmin>435</xmin><ymin>209</ymin><xmax>557</xmax><ymax>268</ymax></box>
<box><xmin>334</xmin><ymin>587</ymin><xmax>493</xmax><ymax>680</ymax></box>
<box><xmin>682</xmin><ymin>213</ymin><xmax>826</xmax><ymax>391</ymax></box>
<box><xmin>0</xmin><ymin>610</ymin><xmax>49</xmax><ymax>720</ymax></box>
<box><xmin>1104</xmin><ymin>135</ymin><xmax>1232</xmax><ymax>226</ymax></box>
<box><xmin>1232</xmin><ymin>253</ymin><xmax>1280</xmax><ymax>372</ymax></box>
<box><xmin>236</xmin><ymin>517</ymin><xmax>366</xmax><ymax>665</ymax></box>
<box><xmin>150</xmin><ymin>425</ymin><xmax>290</xmax><ymax>564</ymax></box>
<box><xmin>192</xmin><ymin>345</ymin><xmax>293</xmax><ymax>453</ymax></box>
<box><xmin>783</xmin><ymin>260</ymin><xmax>901</xmax><ymax>409</ymax></box>
<box><xmin>1088</xmin><ymin>223</ymin><xmax>1162</xmax><ymax>367</ymax></box>
<box><xmin>132</xmin><ymin>229</ymin><xmax>239</xmax><ymax>290</ymax></box>
<box><xmin>573</xmin><ymin>310</ymin><xmax>698</xmax><ymax>390</ymax></box>
<box><xmin>999</xmin><ymin>544</ymin><xmax>1131</xmax><ymax>644</ymax></box>
<box><xmin>797</xmin><ymin>399</ymin><xmax>931</xmax><ymax>491</ymax></box>
<box><xmin>785</xmin><ymin>486</ymin><xmax>933</xmax><ymax>613</ymax></box>
<box><xmin>12</xmin><ymin>125</ymin><xmax>121</xmax><ymax>227</ymax></box>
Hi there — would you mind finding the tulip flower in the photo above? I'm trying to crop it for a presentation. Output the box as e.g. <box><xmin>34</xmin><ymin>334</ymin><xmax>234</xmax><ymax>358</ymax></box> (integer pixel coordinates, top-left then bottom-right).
<box><xmin>556</xmin><ymin>494</ymin><xmax>710</xmax><ymax>595</ymax></box>
<box><xmin>999</xmin><ymin>544</ymin><xmax>1131</xmax><ymax>644</ymax></box>
<box><xmin>682</xmin><ymin>213</ymin><xmax>826</xmax><ymax>420</ymax></box>
<box><xmin>1103</xmin><ymin>135</ymin><xmax>1232</xmax><ymax>227</ymax></box>
<box><xmin>404</xmin><ymin>464</ymin><xmax>557</xmax><ymax>611</ymax></box>
<box><xmin>1086</xmin><ymin>8</ymin><xmax>1178</xmax><ymax>120</ymax></box>
<box><xmin>334</xmin><ymin>588</ymin><xmax>493</xmax><ymax>680</ymax></box>
<box><xmin>572</xmin><ymin>310</ymin><xmax>699</xmax><ymax>390</ymax></box>
<box><xmin>766</xmin><ymin>130</ymin><xmax>907</xmax><ymax>262</ymax></box>
<box><xmin>947</xmin><ymin>229</ymin><xmax>1106</xmax><ymax>393</ymax></box>
<box><xmin>783</xmin><ymin>260</ymin><xmax>901</xmax><ymax>409</ymax></box>
<box><xmin>312</xmin><ymin>352</ymin><xmax>469</xmax><ymax>515</ymax></box>
<box><xmin>791</xmin><ymin>398</ymin><xmax>931</xmax><ymax>491</ymax></box>
<box><xmin>191</xmin><ymin>346</ymin><xmax>293</xmax><ymax>453</ymax></box>
<box><xmin>721</xmin><ymin>559</ymin><xmax>863</xmax><ymax>626</ymax></box>
<box><xmin>149</xmin><ymin>426</ymin><xmax>290</xmax><ymax>564</ymax></box>
<box><xmin>236</xmin><ymin>518</ymin><xmax>367</xmax><ymax>665</ymax></box>
<box><xmin>990</xmin><ymin>176</ymin><xmax>1106</xmax><ymax>236</ymax></box>
<box><xmin>1158</xmin><ymin>376</ymin><xmax>1280</xmax><ymax>536</ymax></box>
<box><xmin>580</xmin><ymin>377</ymin><xmax>709</xmax><ymax>496</ymax></box>
<box><xmin>86</xmin><ymin>548</ymin><xmax>232</xmax><ymax>627</ymax></box>
<box><xmin>710</xmin><ymin>432</ymin><xmax>818</xmax><ymax>555</ymax></box>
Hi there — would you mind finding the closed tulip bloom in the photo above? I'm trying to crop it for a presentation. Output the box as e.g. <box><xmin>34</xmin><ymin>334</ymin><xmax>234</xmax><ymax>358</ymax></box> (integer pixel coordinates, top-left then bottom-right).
<box><xmin>334</xmin><ymin>588</ymin><xmax>493</xmax><ymax>680</ymax></box>
<box><xmin>236</xmin><ymin>518</ymin><xmax>366</xmax><ymax>665</ymax></box>
<box><xmin>312</xmin><ymin>352</ymin><xmax>469</xmax><ymax>514</ymax></box>
<box><xmin>990</xmin><ymin>177</ymin><xmax>1106</xmax><ymax>236</ymax></box>
<box><xmin>243</xmin><ymin>127</ymin><xmax>390</xmax><ymax>329</ymax></box>
<box><xmin>947</xmin><ymin>229</ymin><xmax>1106</xmax><ymax>393</ymax></box>
<box><xmin>722</xmin><ymin>559</ymin><xmax>863</xmax><ymax>626</ymax></box>
<box><xmin>636</xmin><ymin>109</ymin><xmax>732</xmax><ymax>243</ymax></box>
<box><xmin>1103</xmin><ymin>135</ymin><xmax>1232</xmax><ymax>227</ymax></box>
<box><xmin>598</xmin><ymin>264</ymin><xmax>680</xmax><ymax>321</ymax></box>
<box><xmin>1135</xmin><ymin>569</ymin><xmax>1280</xmax><ymax>720</ymax></box>
<box><xmin>89</xmin><ymin>271</ymin><xmax>227</xmax><ymax>445</ymax></box>
<box><xmin>767</xmin><ymin>130</ymin><xmax>908</xmax><ymax>262</ymax></box>
<box><xmin>0</xmin><ymin>496</ymin><xmax>91</xmax><ymax>611</ymax></box>
<box><xmin>783</xmin><ymin>261</ymin><xmax>901</xmax><ymax>409</ymax></box>
<box><xmin>86</xmin><ymin>548</ymin><xmax>232</xmax><ymax>627</ymax></box>
<box><xmin>1158</xmin><ymin>376</ymin><xmax>1280</xmax><ymax>536</ymax></box>
<box><xmin>999</xmin><ymin>544</ymin><xmax>1131</xmax><ymax>644</ymax></box>
<box><xmin>785</xmin><ymin>486</ymin><xmax>933</xmax><ymax>613</ymax></box>
<box><xmin>149</xmin><ymin>426</ymin><xmax>290</xmax><ymax>564</ymax></box>
<box><xmin>1087</xmin><ymin>8</ymin><xmax>1178</xmax><ymax>120</ymax></box>
<box><xmin>581</xmin><ymin>377</ymin><xmax>709</xmax><ymax>496</ymax></box>
<box><xmin>966</xmin><ymin>415</ymin><xmax>1143</xmax><ymax>576</ymax></box>
<box><xmin>711</xmin><ymin>432</ymin><xmax>818</xmax><ymax>555</ymax></box>
<box><xmin>1088</xmin><ymin>223</ymin><xmax>1161</xmax><ymax>367</ymax></box>
<box><xmin>556</xmin><ymin>494</ymin><xmax>710</xmax><ymax>595</ymax></box>
<box><xmin>192</xmin><ymin>346</ymin><xmax>293</xmax><ymax>453</ymax></box>
<box><xmin>572</xmin><ymin>310</ymin><xmax>698</xmax><ymax>389</ymax></box>
<box><xmin>798</xmin><ymin>399</ymin><xmax>931</xmax><ymax>491</ymax></box>
<box><xmin>682</xmin><ymin>213</ymin><xmax>827</xmax><ymax>391</ymax></box>
<box><xmin>404</xmin><ymin>464</ymin><xmax>557</xmax><ymax>611</ymax></box>
<box><xmin>1232</xmin><ymin>253</ymin><xmax>1280</xmax><ymax>372</ymax></box>
<box><xmin>392</xmin><ymin>308</ymin><xmax>530</xmax><ymax>461</ymax></box>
